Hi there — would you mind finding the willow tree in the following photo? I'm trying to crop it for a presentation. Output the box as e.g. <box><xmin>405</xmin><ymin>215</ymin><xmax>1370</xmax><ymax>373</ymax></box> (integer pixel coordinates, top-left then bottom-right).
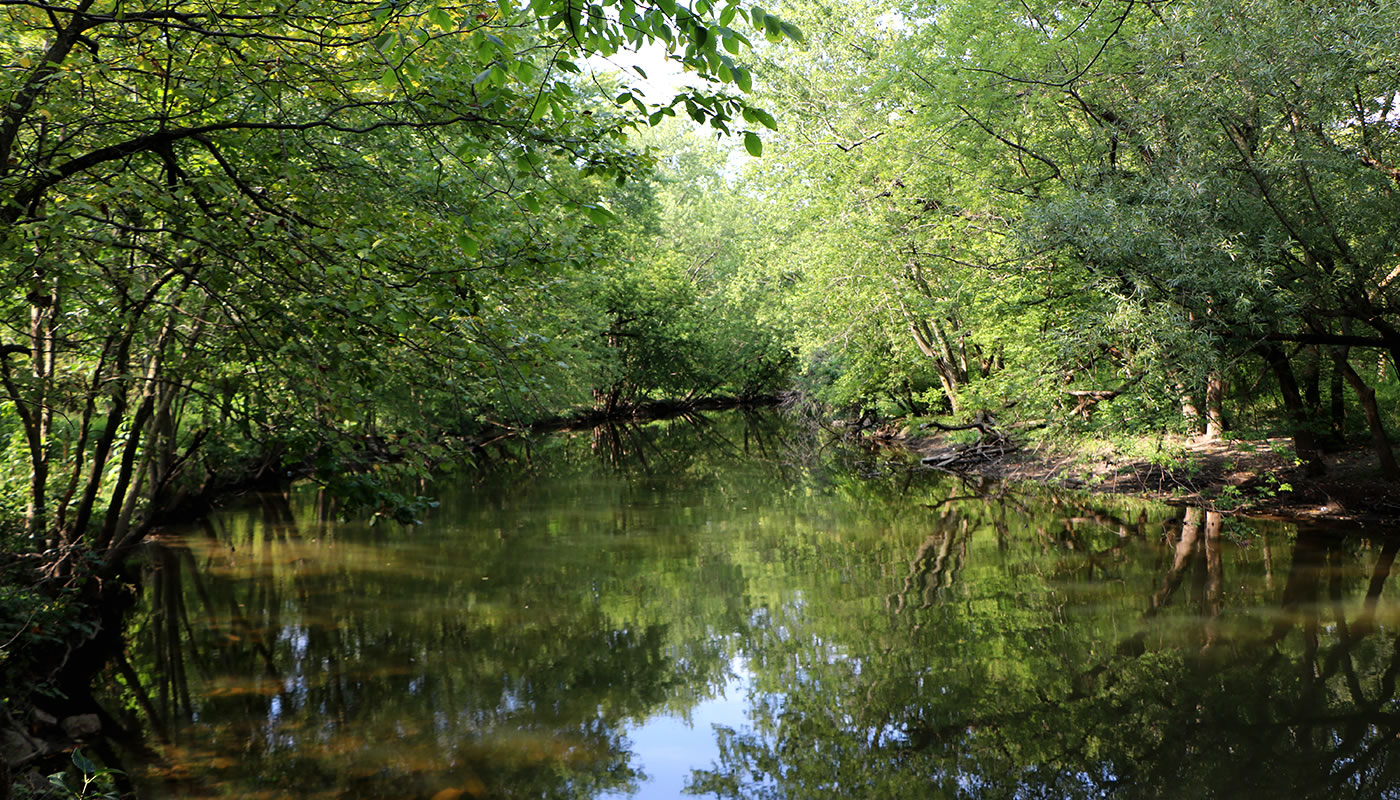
<box><xmin>749</xmin><ymin>0</ymin><xmax>1400</xmax><ymax>475</ymax></box>
<box><xmin>976</xmin><ymin>0</ymin><xmax>1400</xmax><ymax>472</ymax></box>
<box><xmin>0</xmin><ymin>0</ymin><xmax>800</xmax><ymax>569</ymax></box>
<box><xmin>737</xmin><ymin>0</ymin><xmax>1113</xmax><ymax>419</ymax></box>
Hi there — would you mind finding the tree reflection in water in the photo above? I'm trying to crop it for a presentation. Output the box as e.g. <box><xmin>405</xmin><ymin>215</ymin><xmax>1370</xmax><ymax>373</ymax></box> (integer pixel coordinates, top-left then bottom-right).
<box><xmin>693</xmin><ymin>507</ymin><xmax>1400</xmax><ymax>800</ymax></box>
<box><xmin>106</xmin><ymin>413</ymin><xmax>1400</xmax><ymax>799</ymax></box>
<box><xmin>124</xmin><ymin>492</ymin><xmax>694</xmax><ymax>799</ymax></box>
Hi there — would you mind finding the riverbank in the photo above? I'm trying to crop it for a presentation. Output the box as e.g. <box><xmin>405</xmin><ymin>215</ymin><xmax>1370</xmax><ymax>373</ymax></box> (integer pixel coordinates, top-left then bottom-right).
<box><xmin>888</xmin><ymin>428</ymin><xmax>1400</xmax><ymax>527</ymax></box>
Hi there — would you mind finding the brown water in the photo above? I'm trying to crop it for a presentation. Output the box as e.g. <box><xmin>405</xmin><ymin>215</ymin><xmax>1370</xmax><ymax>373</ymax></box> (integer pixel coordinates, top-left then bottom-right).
<box><xmin>115</xmin><ymin>413</ymin><xmax>1400</xmax><ymax>799</ymax></box>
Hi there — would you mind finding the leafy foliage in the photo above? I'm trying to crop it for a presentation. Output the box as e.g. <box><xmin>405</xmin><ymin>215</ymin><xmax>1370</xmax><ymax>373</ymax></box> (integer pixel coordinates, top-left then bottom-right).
<box><xmin>736</xmin><ymin>0</ymin><xmax>1400</xmax><ymax>471</ymax></box>
<box><xmin>0</xmin><ymin>0</ymin><xmax>801</xmax><ymax>566</ymax></box>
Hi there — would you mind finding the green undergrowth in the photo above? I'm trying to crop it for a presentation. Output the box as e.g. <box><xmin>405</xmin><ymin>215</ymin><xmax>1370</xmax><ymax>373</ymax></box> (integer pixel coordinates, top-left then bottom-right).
<box><xmin>0</xmin><ymin>549</ymin><xmax>101</xmax><ymax>708</ymax></box>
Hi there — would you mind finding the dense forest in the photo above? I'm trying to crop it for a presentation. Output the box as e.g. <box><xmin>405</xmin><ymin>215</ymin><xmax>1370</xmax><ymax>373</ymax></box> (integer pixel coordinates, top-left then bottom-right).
<box><xmin>2</xmin><ymin>0</ymin><xmax>1399</xmax><ymax>693</ymax></box>
<box><xmin>2</xmin><ymin>0</ymin><xmax>1400</xmax><ymax>795</ymax></box>
<box><xmin>747</xmin><ymin>0</ymin><xmax>1400</xmax><ymax>479</ymax></box>
<box><xmin>0</xmin><ymin>0</ymin><xmax>801</xmax><ymax>576</ymax></box>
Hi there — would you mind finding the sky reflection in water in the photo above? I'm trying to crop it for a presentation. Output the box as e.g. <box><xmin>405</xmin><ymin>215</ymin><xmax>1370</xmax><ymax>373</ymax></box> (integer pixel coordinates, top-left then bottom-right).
<box><xmin>120</xmin><ymin>413</ymin><xmax>1400</xmax><ymax>799</ymax></box>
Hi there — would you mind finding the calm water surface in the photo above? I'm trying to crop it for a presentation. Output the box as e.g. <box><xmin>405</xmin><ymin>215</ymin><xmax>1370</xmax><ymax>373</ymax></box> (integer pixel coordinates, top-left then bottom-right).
<box><xmin>120</xmin><ymin>413</ymin><xmax>1400</xmax><ymax>799</ymax></box>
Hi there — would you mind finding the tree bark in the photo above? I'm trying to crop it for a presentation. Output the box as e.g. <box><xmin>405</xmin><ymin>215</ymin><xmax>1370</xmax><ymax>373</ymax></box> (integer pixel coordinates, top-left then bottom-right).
<box><xmin>1300</xmin><ymin>345</ymin><xmax>1321</xmax><ymax>413</ymax></box>
<box><xmin>1329</xmin><ymin>357</ymin><xmax>1346</xmax><ymax>443</ymax></box>
<box><xmin>907</xmin><ymin>319</ymin><xmax>961</xmax><ymax>413</ymax></box>
<box><xmin>1204</xmin><ymin>371</ymin><xmax>1225</xmax><ymax>440</ymax></box>
<box><xmin>1264</xmin><ymin>346</ymin><xmax>1326</xmax><ymax>476</ymax></box>
<box><xmin>894</xmin><ymin>277</ymin><xmax>966</xmax><ymax>413</ymax></box>
<box><xmin>1332</xmin><ymin>349</ymin><xmax>1399</xmax><ymax>481</ymax></box>
<box><xmin>1178</xmin><ymin>382</ymin><xmax>1201</xmax><ymax>435</ymax></box>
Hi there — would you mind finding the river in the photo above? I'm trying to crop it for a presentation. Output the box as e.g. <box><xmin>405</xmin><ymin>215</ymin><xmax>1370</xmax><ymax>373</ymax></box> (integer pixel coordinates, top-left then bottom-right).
<box><xmin>111</xmin><ymin>411</ymin><xmax>1400</xmax><ymax>798</ymax></box>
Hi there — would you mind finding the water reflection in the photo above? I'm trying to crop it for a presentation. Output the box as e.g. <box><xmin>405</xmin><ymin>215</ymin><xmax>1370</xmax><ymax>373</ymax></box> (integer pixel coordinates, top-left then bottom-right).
<box><xmin>110</xmin><ymin>413</ymin><xmax>1400</xmax><ymax>799</ymax></box>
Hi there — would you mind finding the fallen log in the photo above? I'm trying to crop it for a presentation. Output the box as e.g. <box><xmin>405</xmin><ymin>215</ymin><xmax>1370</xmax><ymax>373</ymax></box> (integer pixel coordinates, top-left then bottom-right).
<box><xmin>920</xmin><ymin>411</ymin><xmax>1018</xmax><ymax>472</ymax></box>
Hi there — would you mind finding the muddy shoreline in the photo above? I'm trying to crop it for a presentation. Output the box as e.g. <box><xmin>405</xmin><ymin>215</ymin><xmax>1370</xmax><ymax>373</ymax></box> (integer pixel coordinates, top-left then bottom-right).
<box><xmin>888</xmin><ymin>429</ymin><xmax>1400</xmax><ymax>529</ymax></box>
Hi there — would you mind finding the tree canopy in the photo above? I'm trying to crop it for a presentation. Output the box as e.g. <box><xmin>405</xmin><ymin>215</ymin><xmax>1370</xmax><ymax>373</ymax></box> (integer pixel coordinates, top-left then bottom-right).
<box><xmin>0</xmin><ymin>0</ymin><xmax>799</xmax><ymax>567</ymax></box>
<box><xmin>3</xmin><ymin>0</ymin><xmax>1400</xmax><ymax>570</ymax></box>
<box><xmin>733</xmin><ymin>0</ymin><xmax>1400</xmax><ymax>477</ymax></box>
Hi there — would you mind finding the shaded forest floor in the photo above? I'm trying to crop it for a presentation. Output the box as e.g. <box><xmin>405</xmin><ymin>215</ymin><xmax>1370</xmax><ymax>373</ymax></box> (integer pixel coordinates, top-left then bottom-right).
<box><xmin>896</xmin><ymin>430</ymin><xmax>1400</xmax><ymax>528</ymax></box>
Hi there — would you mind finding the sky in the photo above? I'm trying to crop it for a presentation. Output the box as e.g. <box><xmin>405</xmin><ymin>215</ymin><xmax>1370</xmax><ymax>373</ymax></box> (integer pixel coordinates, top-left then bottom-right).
<box><xmin>587</xmin><ymin>41</ymin><xmax>706</xmax><ymax>103</ymax></box>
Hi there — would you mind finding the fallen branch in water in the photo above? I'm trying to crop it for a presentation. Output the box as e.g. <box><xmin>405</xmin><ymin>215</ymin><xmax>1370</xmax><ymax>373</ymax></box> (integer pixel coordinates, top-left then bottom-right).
<box><xmin>920</xmin><ymin>410</ymin><xmax>1019</xmax><ymax>472</ymax></box>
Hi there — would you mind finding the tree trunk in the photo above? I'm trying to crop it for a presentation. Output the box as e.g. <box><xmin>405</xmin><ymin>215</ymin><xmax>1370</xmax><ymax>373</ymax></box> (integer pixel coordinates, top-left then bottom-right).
<box><xmin>1362</xmin><ymin>317</ymin><xmax>1400</xmax><ymax>381</ymax></box>
<box><xmin>1329</xmin><ymin>357</ymin><xmax>1346</xmax><ymax>443</ymax></box>
<box><xmin>1332</xmin><ymin>349</ymin><xmax>1399</xmax><ymax>481</ymax></box>
<box><xmin>1204</xmin><ymin>371</ymin><xmax>1225</xmax><ymax>440</ymax></box>
<box><xmin>1300</xmin><ymin>345</ymin><xmax>1321</xmax><ymax>413</ymax></box>
<box><xmin>32</xmin><ymin>282</ymin><xmax>57</xmax><ymax>542</ymax></box>
<box><xmin>93</xmin><ymin>290</ymin><xmax>186</xmax><ymax>551</ymax></box>
<box><xmin>907</xmin><ymin>319</ymin><xmax>960</xmax><ymax>413</ymax></box>
<box><xmin>53</xmin><ymin>343</ymin><xmax>116</xmax><ymax>544</ymax></box>
<box><xmin>1264</xmin><ymin>346</ymin><xmax>1326</xmax><ymax>476</ymax></box>
<box><xmin>1178</xmin><ymin>382</ymin><xmax>1201</xmax><ymax>435</ymax></box>
<box><xmin>68</xmin><ymin>393</ymin><xmax>128</xmax><ymax>546</ymax></box>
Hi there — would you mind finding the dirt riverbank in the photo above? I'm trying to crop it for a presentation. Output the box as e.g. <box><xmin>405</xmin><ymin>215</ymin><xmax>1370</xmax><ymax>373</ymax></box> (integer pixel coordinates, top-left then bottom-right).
<box><xmin>893</xmin><ymin>430</ymin><xmax>1400</xmax><ymax>528</ymax></box>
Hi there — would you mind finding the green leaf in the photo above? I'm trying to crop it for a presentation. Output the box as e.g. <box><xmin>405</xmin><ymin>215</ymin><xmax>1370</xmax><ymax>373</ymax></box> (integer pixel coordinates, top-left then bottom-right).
<box><xmin>585</xmin><ymin>204</ymin><xmax>618</xmax><ymax>224</ymax></box>
<box><xmin>763</xmin><ymin>15</ymin><xmax>782</xmax><ymax>42</ymax></box>
<box><xmin>428</xmin><ymin>6</ymin><xmax>452</xmax><ymax>30</ymax></box>
<box><xmin>744</xmin><ymin>131</ymin><xmax>762</xmax><ymax>156</ymax></box>
<box><xmin>456</xmin><ymin>232</ymin><xmax>479</xmax><ymax>256</ymax></box>
<box><xmin>734</xmin><ymin>66</ymin><xmax>752</xmax><ymax>93</ymax></box>
<box><xmin>71</xmin><ymin>749</ymin><xmax>97</xmax><ymax>775</ymax></box>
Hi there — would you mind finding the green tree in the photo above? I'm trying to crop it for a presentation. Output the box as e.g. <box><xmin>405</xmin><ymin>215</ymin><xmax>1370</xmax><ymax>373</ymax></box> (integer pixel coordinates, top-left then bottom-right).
<box><xmin>0</xmin><ymin>0</ymin><xmax>802</xmax><ymax>569</ymax></box>
<box><xmin>734</xmin><ymin>0</ymin><xmax>1055</xmax><ymax>419</ymax></box>
<box><xmin>741</xmin><ymin>0</ymin><xmax>1400</xmax><ymax>475</ymax></box>
<box><xmin>584</xmin><ymin>123</ymin><xmax>794</xmax><ymax>409</ymax></box>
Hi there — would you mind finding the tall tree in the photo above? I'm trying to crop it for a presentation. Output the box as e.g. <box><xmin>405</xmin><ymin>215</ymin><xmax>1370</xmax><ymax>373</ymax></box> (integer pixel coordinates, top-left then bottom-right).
<box><xmin>745</xmin><ymin>0</ymin><xmax>1400</xmax><ymax>474</ymax></box>
<box><xmin>0</xmin><ymin>0</ymin><xmax>801</xmax><ymax>567</ymax></box>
